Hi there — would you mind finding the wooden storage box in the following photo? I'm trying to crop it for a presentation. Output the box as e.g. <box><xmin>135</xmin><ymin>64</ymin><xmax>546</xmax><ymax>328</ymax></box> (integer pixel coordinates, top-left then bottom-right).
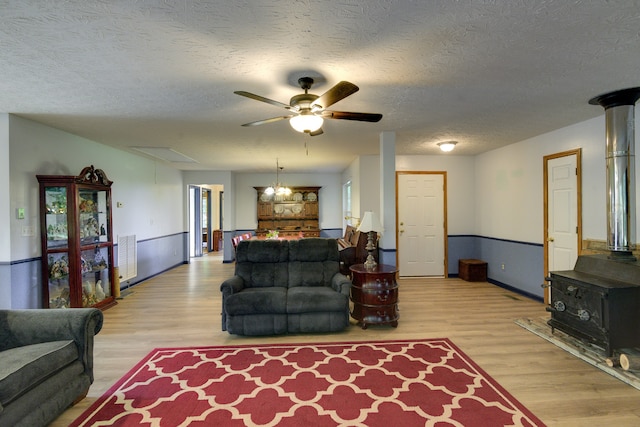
<box><xmin>459</xmin><ymin>259</ymin><xmax>487</xmax><ymax>282</ymax></box>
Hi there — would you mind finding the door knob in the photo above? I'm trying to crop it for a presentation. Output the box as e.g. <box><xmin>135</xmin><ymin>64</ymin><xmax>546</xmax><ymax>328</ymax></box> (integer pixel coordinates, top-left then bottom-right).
<box><xmin>548</xmin><ymin>237</ymin><xmax>555</xmax><ymax>242</ymax></box>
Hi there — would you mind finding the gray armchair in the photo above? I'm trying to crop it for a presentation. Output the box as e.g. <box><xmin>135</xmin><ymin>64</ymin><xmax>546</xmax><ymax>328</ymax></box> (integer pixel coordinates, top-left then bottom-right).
<box><xmin>0</xmin><ymin>308</ymin><xmax>103</xmax><ymax>427</ymax></box>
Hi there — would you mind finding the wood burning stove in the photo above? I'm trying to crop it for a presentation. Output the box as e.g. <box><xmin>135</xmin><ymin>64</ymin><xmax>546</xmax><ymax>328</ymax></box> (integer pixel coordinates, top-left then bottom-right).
<box><xmin>547</xmin><ymin>255</ymin><xmax>640</xmax><ymax>356</ymax></box>
<box><xmin>547</xmin><ymin>87</ymin><xmax>640</xmax><ymax>357</ymax></box>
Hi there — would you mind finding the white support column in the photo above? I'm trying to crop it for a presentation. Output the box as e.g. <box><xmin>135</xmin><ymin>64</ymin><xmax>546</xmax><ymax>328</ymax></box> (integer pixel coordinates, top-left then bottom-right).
<box><xmin>379</xmin><ymin>131</ymin><xmax>396</xmax><ymax>266</ymax></box>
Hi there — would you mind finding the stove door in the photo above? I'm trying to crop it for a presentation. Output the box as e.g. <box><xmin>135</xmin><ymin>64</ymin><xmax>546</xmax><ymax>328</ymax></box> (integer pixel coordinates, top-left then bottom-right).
<box><xmin>548</xmin><ymin>274</ymin><xmax>607</xmax><ymax>345</ymax></box>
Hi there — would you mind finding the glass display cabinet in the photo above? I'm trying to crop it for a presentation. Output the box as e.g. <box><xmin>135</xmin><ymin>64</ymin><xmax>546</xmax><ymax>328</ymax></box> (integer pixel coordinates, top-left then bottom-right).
<box><xmin>37</xmin><ymin>166</ymin><xmax>116</xmax><ymax>309</ymax></box>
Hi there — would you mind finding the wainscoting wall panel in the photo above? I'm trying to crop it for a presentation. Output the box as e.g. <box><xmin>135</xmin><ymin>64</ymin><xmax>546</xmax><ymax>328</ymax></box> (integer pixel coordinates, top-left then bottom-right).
<box><xmin>4</xmin><ymin>258</ymin><xmax>41</xmax><ymax>309</ymax></box>
<box><xmin>118</xmin><ymin>233</ymin><xmax>186</xmax><ymax>289</ymax></box>
<box><xmin>448</xmin><ymin>235</ymin><xmax>544</xmax><ymax>301</ymax></box>
<box><xmin>5</xmin><ymin>232</ymin><xmax>188</xmax><ymax>309</ymax></box>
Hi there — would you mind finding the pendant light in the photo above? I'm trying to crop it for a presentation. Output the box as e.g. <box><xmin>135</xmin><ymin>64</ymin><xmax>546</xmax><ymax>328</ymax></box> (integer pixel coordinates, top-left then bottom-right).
<box><xmin>265</xmin><ymin>159</ymin><xmax>291</xmax><ymax>196</ymax></box>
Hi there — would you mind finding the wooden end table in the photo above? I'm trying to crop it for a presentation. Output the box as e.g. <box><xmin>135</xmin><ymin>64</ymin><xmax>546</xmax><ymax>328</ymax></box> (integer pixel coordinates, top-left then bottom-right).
<box><xmin>349</xmin><ymin>263</ymin><xmax>399</xmax><ymax>329</ymax></box>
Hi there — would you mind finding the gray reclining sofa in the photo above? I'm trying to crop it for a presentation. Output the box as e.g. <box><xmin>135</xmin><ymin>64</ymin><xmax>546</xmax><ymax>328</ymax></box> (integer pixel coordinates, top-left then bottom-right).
<box><xmin>220</xmin><ymin>238</ymin><xmax>352</xmax><ymax>335</ymax></box>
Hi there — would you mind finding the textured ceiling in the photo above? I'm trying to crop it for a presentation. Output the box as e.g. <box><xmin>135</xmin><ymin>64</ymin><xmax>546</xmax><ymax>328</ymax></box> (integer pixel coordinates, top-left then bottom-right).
<box><xmin>2</xmin><ymin>1</ymin><xmax>640</xmax><ymax>172</ymax></box>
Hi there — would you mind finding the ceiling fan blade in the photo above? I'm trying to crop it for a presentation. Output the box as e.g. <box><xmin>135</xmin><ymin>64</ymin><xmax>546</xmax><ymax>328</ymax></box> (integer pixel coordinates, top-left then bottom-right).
<box><xmin>321</xmin><ymin>110</ymin><xmax>383</xmax><ymax>122</ymax></box>
<box><xmin>309</xmin><ymin>128</ymin><xmax>324</xmax><ymax>137</ymax></box>
<box><xmin>311</xmin><ymin>81</ymin><xmax>359</xmax><ymax>109</ymax></box>
<box><xmin>241</xmin><ymin>116</ymin><xmax>292</xmax><ymax>127</ymax></box>
<box><xmin>234</xmin><ymin>91</ymin><xmax>291</xmax><ymax>109</ymax></box>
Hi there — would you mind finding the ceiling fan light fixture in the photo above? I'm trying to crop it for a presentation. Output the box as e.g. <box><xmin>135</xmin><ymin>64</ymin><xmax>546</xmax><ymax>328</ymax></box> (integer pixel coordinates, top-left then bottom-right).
<box><xmin>438</xmin><ymin>141</ymin><xmax>457</xmax><ymax>152</ymax></box>
<box><xmin>290</xmin><ymin>113</ymin><xmax>323</xmax><ymax>133</ymax></box>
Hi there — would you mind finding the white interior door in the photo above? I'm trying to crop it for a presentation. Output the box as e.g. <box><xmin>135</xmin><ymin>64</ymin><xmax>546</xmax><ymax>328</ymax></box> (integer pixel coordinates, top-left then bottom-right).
<box><xmin>398</xmin><ymin>173</ymin><xmax>445</xmax><ymax>277</ymax></box>
<box><xmin>547</xmin><ymin>154</ymin><xmax>578</xmax><ymax>272</ymax></box>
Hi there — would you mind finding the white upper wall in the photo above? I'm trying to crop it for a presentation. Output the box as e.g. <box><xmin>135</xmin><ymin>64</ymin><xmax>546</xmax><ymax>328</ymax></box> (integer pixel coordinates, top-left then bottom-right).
<box><xmin>0</xmin><ymin>114</ymin><xmax>10</xmax><ymax>261</ymax></box>
<box><xmin>8</xmin><ymin>109</ymin><xmax>638</xmax><ymax>264</ymax></box>
<box><xmin>341</xmin><ymin>156</ymin><xmax>361</xmax><ymax>219</ymax></box>
<box><xmin>8</xmin><ymin>115</ymin><xmax>184</xmax><ymax>261</ymax></box>
<box><xmin>474</xmin><ymin>114</ymin><xmax>639</xmax><ymax>244</ymax></box>
<box><xmin>396</xmin><ymin>155</ymin><xmax>476</xmax><ymax>235</ymax></box>
<box><xmin>234</xmin><ymin>172</ymin><xmax>343</xmax><ymax>230</ymax></box>
<box><xmin>345</xmin><ymin>153</ymin><xmax>476</xmax><ymax>236</ymax></box>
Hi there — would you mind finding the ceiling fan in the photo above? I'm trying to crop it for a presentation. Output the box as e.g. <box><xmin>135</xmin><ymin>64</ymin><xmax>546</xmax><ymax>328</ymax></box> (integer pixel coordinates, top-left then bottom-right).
<box><xmin>234</xmin><ymin>77</ymin><xmax>383</xmax><ymax>136</ymax></box>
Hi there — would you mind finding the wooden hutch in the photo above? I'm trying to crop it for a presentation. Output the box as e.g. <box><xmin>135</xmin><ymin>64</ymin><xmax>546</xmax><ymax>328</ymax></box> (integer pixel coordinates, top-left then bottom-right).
<box><xmin>254</xmin><ymin>186</ymin><xmax>320</xmax><ymax>237</ymax></box>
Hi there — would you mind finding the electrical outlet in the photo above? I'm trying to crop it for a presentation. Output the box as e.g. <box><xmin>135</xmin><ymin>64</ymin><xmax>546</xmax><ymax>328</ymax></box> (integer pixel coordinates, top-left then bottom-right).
<box><xmin>501</xmin><ymin>263</ymin><xmax>505</xmax><ymax>271</ymax></box>
<box><xmin>22</xmin><ymin>226</ymin><xmax>34</xmax><ymax>236</ymax></box>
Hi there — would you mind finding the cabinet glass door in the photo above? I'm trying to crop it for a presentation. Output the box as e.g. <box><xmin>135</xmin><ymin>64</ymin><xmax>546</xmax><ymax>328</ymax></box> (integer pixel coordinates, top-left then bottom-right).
<box><xmin>78</xmin><ymin>189</ymin><xmax>110</xmax><ymax>245</ymax></box>
<box><xmin>80</xmin><ymin>246</ymin><xmax>112</xmax><ymax>307</ymax></box>
<box><xmin>47</xmin><ymin>252</ymin><xmax>70</xmax><ymax>308</ymax></box>
<box><xmin>44</xmin><ymin>186</ymin><xmax>68</xmax><ymax>248</ymax></box>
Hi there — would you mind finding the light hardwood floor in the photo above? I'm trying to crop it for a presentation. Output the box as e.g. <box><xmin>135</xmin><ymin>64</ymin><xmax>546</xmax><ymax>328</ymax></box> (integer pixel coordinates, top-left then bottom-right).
<box><xmin>51</xmin><ymin>254</ymin><xmax>640</xmax><ymax>426</ymax></box>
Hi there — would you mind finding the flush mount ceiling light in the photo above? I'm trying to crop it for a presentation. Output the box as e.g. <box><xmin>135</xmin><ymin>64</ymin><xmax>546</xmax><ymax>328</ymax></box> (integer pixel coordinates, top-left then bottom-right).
<box><xmin>437</xmin><ymin>141</ymin><xmax>457</xmax><ymax>152</ymax></box>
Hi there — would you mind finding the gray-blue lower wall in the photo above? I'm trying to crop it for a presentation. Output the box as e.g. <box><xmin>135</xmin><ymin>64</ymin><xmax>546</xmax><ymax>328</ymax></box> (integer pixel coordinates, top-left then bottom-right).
<box><xmin>220</xmin><ymin>232</ymin><xmax>545</xmax><ymax>301</ymax></box>
<box><xmin>448</xmin><ymin>235</ymin><xmax>545</xmax><ymax>301</ymax></box>
<box><xmin>118</xmin><ymin>233</ymin><xmax>186</xmax><ymax>290</ymax></box>
<box><xmin>4</xmin><ymin>233</ymin><xmax>187</xmax><ymax>309</ymax></box>
<box><xmin>4</xmin><ymin>232</ymin><xmax>544</xmax><ymax>308</ymax></box>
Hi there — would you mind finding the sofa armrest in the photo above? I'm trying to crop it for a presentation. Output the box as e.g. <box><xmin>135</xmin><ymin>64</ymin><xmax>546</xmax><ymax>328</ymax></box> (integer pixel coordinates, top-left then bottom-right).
<box><xmin>220</xmin><ymin>276</ymin><xmax>246</xmax><ymax>331</ymax></box>
<box><xmin>220</xmin><ymin>276</ymin><xmax>245</xmax><ymax>296</ymax></box>
<box><xmin>0</xmin><ymin>308</ymin><xmax>103</xmax><ymax>380</ymax></box>
<box><xmin>331</xmin><ymin>273</ymin><xmax>352</xmax><ymax>296</ymax></box>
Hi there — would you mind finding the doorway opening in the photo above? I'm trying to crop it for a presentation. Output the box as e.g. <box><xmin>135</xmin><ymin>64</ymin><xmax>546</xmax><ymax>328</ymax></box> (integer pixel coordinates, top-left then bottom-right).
<box><xmin>189</xmin><ymin>184</ymin><xmax>224</xmax><ymax>259</ymax></box>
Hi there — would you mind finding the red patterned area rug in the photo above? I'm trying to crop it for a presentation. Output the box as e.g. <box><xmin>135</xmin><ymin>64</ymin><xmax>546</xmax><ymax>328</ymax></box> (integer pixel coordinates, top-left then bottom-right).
<box><xmin>71</xmin><ymin>339</ymin><xmax>545</xmax><ymax>427</ymax></box>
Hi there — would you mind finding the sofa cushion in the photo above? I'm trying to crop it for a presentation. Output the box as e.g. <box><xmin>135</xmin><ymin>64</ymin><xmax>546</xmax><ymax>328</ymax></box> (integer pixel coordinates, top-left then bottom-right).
<box><xmin>236</xmin><ymin>262</ymin><xmax>289</xmax><ymax>289</ymax></box>
<box><xmin>287</xmin><ymin>286</ymin><xmax>349</xmax><ymax>314</ymax></box>
<box><xmin>288</xmin><ymin>238</ymin><xmax>340</xmax><ymax>288</ymax></box>
<box><xmin>224</xmin><ymin>287</ymin><xmax>288</xmax><ymax>315</ymax></box>
<box><xmin>0</xmin><ymin>340</ymin><xmax>78</xmax><ymax>407</ymax></box>
<box><xmin>288</xmin><ymin>261</ymin><xmax>338</xmax><ymax>287</ymax></box>
<box><xmin>288</xmin><ymin>238</ymin><xmax>340</xmax><ymax>262</ymax></box>
<box><xmin>236</xmin><ymin>239</ymin><xmax>288</xmax><ymax>263</ymax></box>
<box><xmin>235</xmin><ymin>240</ymin><xmax>289</xmax><ymax>288</ymax></box>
